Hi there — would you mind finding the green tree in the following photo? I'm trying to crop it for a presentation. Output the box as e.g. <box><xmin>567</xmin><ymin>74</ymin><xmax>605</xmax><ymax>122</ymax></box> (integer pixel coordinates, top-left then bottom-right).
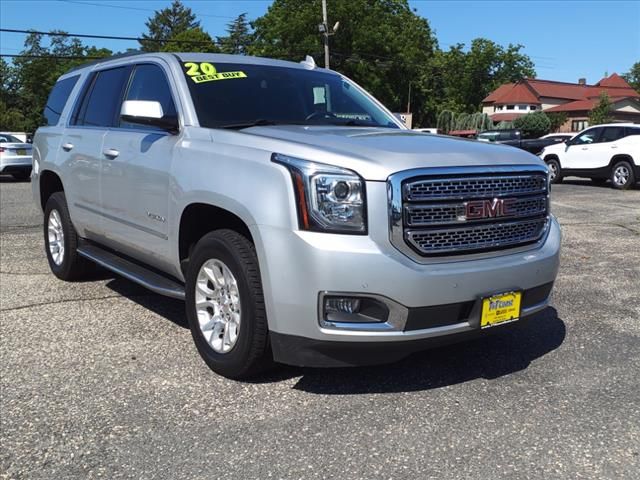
<box><xmin>160</xmin><ymin>27</ymin><xmax>219</xmax><ymax>53</ymax></box>
<box><xmin>436</xmin><ymin>109</ymin><xmax>455</xmax><ymax>133</ymax></box>
<box><xmin>139</xmin><ymin>0</ymin><xmax>200</xmax><ymax>52</ymax></box>
<box><xmin>589</xmin><ymin>92</ymin><xmax>612</xmax><ymax>125</ymax></box>
<box><xmin>250</xmin><ymin>0</ymin><xmax>438</xmax><ymax>126</ymax></box>
<box><xmin>546</xmin><ymin>112</ymin><xmax>567</xmax><ymax>133</ymax></box>
<box><xmin>622</xmin><ymin>61</ymin><xmax>640</xmax><ymax>92</ymax></box>
<box><xmin>219</xmin><ymin>13</ymin><xmax>252</xmax><ymax>55</ymax></box>
<box><xmin>1</xmin><ymin>32</ymin><xmax>111</xmax><ymax>132</ymax></box>
<box><xmin>436</xmin><ymin>39</ymin><xmax>535</xmax><ymax>112</ymax></box>
<box><xmin>513</xmin><ymin>111</ymin><xmax>551</xmax><ymax>138</ymax></box>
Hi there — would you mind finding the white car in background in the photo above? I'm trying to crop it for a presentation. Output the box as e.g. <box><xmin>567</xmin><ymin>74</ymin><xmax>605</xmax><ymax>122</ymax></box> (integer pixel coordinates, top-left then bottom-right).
<box><xmin>540</xmin><ymin>123</ymin><xmax>640</xmax><ymax>189</ymax></box>
<box><xmin>0</xmin><ymin>133</ymin><xmax>33</xmax><ymax>180</ymax></box>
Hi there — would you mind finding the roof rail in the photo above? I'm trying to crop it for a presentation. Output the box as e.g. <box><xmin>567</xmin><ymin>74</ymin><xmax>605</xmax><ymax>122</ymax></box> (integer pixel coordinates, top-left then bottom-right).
<box><xmin>66</xmin><ymin>50</ymin><xmax>147</xmax><ymax>73</ymax></box>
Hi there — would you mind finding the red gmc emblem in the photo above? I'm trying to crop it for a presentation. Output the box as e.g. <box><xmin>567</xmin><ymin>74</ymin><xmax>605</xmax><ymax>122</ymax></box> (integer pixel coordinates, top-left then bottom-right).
<box><xmin>463</xmin><ymin>198</ymin><xmax>517</xmax><ymax>220</ymax></box>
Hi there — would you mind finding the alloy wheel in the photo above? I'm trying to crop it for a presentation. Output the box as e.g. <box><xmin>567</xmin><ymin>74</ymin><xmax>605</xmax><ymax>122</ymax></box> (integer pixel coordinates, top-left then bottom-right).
<box><xmin>47</xmin><ymin>209</ymin><xmax>65</xmax><ymax>265</ymax></box>
<box><xmin>613</xmin><ymin>165</ymin><xmax>630</xmax><ymax>187</ymax></box>
<box><xmin>195</xmin><ymin>259</ymin><xmax>241</xmax><ymax>354</ymax></box>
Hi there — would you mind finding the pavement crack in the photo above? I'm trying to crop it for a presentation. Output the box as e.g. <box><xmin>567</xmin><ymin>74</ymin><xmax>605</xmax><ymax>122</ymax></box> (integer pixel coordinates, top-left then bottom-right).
<box><xmin>1</xmin><ymin>294</ymin><xmax>131</xmax><ymax>313</ymax></box>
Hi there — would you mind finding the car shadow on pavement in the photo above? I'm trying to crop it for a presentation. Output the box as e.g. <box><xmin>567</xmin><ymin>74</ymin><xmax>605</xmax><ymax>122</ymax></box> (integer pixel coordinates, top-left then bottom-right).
<box><xmin>291</xmin><ymin>307</ymin><xmax>565</xmax><ymax>395</ymax></box>
<box><xmin>0</xmin><ymin>175</ymin><xmax>31</xmax><ymax>183</ymax></box>
<box><xmin>103</xmin><ymin>276</ymin><xmax>565</xmax><ymax>392</ymax></box>
<box><xmin>105</xmin><ymin>277</ymin><xmax>189</xmax><ymax>329</ymax></box>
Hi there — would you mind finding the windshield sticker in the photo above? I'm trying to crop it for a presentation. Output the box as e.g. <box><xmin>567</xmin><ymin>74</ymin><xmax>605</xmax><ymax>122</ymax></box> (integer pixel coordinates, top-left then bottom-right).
<box><xmin>183</xmin><ymin>62</ymin><xmax>247</xmax><ymax>84</ymax></box>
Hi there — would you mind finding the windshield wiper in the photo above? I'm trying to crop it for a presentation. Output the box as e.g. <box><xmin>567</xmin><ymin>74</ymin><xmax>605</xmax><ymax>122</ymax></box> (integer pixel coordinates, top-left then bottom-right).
<box><xmin>220</xmin><ymin>119</ymin><xmax>290</xmax><ymax>130</ymax></box>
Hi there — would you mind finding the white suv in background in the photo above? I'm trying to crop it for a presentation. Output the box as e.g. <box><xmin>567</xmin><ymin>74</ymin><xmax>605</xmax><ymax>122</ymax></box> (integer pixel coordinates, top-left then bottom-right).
<box><xmin>540</xmin><ymin>123</ymin><xmax>640</xmax><ymax>189</ymax></box>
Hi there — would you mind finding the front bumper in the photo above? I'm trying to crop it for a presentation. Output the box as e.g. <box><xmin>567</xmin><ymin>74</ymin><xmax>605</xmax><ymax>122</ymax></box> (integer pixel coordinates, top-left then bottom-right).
<box><xmin>253</xmin><ymin>181</ymin><xmax>561</xmax><ymax>366</ymax></box>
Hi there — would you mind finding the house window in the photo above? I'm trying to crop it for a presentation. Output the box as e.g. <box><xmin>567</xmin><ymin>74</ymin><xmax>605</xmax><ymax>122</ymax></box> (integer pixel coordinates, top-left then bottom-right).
<box><xmin>506</xmin><ymin>105</ymin><xmax>515</xmax><ymax>110</ymax></box>
<box><xmin>530</xmin><ymin>105</ymin><xmax>537</xmax><ymax>110</ymax></box>
<box><xmin>571</xmin><ymin>120</ymin><xmax>589</xmax><ymax>132</ymax></box>
<box><xmin>495</xmin><ymin>105</ymin><xmax>503</xmax><ymax>111</ymax></box>
<box><xmin>518</xmin><ymin>105</ymin><xmax>527</xmax><ymax>110</ymax></box>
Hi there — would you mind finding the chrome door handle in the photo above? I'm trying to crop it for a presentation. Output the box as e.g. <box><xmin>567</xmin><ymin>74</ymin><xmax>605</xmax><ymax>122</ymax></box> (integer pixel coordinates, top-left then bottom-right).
<box><xmin>611</xmin><ymin>145</ymin><xmax>618</xmax><ymax>149</ymax></box>
<box><xmin>103</xmin><ymin>148</ymin><xmax>120</xmax><ymax>159</ymax></box>
<box><xmin>581</xmin><ymin>147</ymin><xmax>588</xmax><ymax>150</ymax></box>
<box><xmin>61</xmin><ymin>143</ymin><xmax>74</xmax><ymax>151</ymax></box>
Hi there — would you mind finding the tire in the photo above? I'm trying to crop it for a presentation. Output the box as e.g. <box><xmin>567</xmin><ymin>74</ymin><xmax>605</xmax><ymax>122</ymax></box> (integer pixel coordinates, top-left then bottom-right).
<box><xmin>43</xmin><ymin>192</ymin><xmax>94</xmax><ymax>280</ymax></box>
<box><xmin>546</xmin><ymin>158</ymin><xmax>563</xmax><ymax>184</ymax></box>
<box><xmin>185</xmin><ymin>229</ymin><xmax>272</xmax><ymax>379</ymax></box>
<box><xmin>11</xmin><ymin>171</ymin><xmax>30</xmax><ymax>181</ymax></box>
<box><xmin>610</xmin><ymin>161</ymin><xmax>635</xmax><ymax>190</ymax></box>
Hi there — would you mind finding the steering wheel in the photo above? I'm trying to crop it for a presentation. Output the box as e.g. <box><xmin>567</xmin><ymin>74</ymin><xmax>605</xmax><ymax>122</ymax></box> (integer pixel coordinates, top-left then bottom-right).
<box><xmin>305</xmin><ymin>111</ymin><xmax>338</xmax><ymax>122</ymax></box>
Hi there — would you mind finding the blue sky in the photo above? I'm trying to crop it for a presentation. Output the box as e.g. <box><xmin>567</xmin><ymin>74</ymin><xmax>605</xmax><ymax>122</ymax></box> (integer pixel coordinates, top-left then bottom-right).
<box><xmin>1</xmin><ymin>0</ymin><xmax>638</xmax><ymax>84</ymax></box>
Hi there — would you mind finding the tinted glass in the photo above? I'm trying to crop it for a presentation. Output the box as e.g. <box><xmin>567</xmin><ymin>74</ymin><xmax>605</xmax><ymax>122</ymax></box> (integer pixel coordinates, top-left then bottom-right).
<box><xmin>77</xmin><ymin>67</ymin><xmax>130</xmax><ymax>127</ymax></box>
<box><xmin>181</xmin><ymin>62</ymin><xmax>399</xmax><ymax>129</ymax></box>
<box><xmin>121</xmin><ymin>64</ymin><xmax>177</xmax><ymax>130</ymax></box>
<box><xmin>600</xmin><ymin>127</ymin><xmax>625</xmax><ymax>143</ymax></box>
<box><xmin>626</xmin><ymin>127</ymin><xmax>640</xmax><ymax>136</ymax></box>
<box><xmin>574</xmin><ymin>128</ymin><xmax>601</xmax><ymax>145</ymax></box>
<box><xmin>44</xmin><ymin>75</ymin><xmax>79</xmax><ymax>126</ymax></box>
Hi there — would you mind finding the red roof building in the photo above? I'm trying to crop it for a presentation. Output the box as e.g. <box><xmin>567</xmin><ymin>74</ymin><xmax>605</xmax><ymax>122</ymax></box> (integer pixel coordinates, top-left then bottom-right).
<box><xmin>482</xmin><ymin>74</ymin><xmax>640</xmax><ymax>132</ymax></box>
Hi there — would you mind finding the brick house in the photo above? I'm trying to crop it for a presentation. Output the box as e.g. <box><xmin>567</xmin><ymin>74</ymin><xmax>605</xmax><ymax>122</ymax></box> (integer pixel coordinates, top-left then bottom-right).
<box><xmin>482</xmin><ymin>73</ymin><xmax>640</xmax><ymax>132</ymax></box>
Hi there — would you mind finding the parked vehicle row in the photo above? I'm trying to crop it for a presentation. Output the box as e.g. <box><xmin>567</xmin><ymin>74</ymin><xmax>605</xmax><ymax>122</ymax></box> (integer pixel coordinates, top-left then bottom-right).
<box><xmin>32</xmin><ymin>52</ymin><xmax>560</xmax><ymax>378</ymax></box>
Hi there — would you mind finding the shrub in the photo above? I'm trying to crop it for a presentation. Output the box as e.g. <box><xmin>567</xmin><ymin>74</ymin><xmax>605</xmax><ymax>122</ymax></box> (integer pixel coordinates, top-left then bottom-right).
<box><xmin>513</xmin><ymin>111</ymin><xmax>551</xmax><ymax>138</ymax></box>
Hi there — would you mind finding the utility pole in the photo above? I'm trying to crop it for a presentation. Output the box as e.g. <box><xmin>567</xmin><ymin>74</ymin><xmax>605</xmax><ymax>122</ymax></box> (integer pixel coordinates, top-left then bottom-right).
<box><xmin>318</xmin><ymin>0</ymin><xmax>339</xmax><ymax>69</ymax></box>
<box><xmin>322</xmin><ymin>0</ymin><xmax>330</xmax><ymax>69</ymax></box>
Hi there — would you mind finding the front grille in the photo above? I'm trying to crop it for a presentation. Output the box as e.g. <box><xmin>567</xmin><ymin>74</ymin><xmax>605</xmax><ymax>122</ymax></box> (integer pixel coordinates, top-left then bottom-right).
<box><xmin>406</xmin><ymin>218</ymin><xmax>548</xmax><ymax>254</ymax></box>
<box><xmin>405</xmin><ymin>175</ymin><xmax>546</xmax><ymax>201</ymax></box>
<box><xmin>405</xmin><ymin>196</ymin><xmax>547</xmax><ymax>226</ymax></box>
<box><xmin>389</xmin><ymin>168</ymin><xmax>550</xmax><ymax>258</ymax></box>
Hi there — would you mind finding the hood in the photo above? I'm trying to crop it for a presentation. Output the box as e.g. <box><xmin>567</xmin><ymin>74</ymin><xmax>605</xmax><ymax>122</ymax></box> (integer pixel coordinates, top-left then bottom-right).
<box><xmin>236</xmin><ymin>126</ymin><xmax>545</xmax><ymax>181</ymax></box>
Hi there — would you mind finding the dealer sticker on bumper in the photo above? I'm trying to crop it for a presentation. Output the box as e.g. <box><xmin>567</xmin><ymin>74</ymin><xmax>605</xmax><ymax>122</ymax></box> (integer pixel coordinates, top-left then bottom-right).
<box><xmin>480</xmin><ymin>291</ymin><xmax>522</xmax><ymax>328</ymax></box>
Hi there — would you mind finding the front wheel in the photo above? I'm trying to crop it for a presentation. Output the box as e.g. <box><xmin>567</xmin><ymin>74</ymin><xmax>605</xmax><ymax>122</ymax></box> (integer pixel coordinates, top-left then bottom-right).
<box><xmin>185</xmin><ymin>230</ymin><xmax>272</xmax><ymax>379</ymax></box>
<box><xmin>610</xmin><ymin>161</ymin><xmax>635</xmax><ymax>190</ymax></box>
<box><xmin>546</xmin><ymin>159</ymin><xmax>563</xmax><ymax>184</ymax></box>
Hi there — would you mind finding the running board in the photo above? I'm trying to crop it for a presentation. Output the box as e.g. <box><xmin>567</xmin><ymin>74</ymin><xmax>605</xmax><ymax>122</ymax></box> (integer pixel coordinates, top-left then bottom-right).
<box><xmin>77</xmin><ymin>244</ymin><xmax>185</xmax><ymax>300</ymax></box>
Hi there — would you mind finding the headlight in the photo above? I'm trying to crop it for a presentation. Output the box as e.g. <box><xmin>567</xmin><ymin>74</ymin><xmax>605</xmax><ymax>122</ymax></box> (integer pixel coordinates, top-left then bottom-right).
<box><xmin>272</xmin><ymin>153</ymin><xmax>366</xmax><ymax>233</ymax></box>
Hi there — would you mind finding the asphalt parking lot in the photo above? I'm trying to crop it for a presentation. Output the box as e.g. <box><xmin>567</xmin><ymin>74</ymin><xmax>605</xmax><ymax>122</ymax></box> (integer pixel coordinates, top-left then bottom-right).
<box><xmin>1</xmin><ymin>177</ymin><xmax>639</xmax><ymax>480</ymax></box>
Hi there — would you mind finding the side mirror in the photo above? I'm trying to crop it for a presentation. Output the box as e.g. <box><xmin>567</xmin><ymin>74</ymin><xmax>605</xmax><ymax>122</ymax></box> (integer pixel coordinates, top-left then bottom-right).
<box><xmin>120</xmin><ymin>100</ymin><xmax>179</xmax><ymax>134</ymax></box>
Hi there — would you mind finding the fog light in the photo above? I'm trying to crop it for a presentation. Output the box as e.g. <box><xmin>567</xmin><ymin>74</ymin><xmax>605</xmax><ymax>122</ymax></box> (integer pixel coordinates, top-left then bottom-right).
<box><xmin>322</xmin><ymin>295</ymin><xmax>390</xmax><ymax>324</ymax></box>
<box><xmin>325</xmin><ymin>297</ymin><xmax>361</xmax><ymax>315</ymax></box>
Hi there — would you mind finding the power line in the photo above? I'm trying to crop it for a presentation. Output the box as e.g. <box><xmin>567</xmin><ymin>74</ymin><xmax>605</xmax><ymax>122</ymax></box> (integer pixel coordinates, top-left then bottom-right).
<box><xmin>0</xmin><ymin>54</ymin><xmax>106</xmax><ymax>59</ymax></box>
<box><xmin>0</xmin><ymin>28</ymin><xmax>219</xmax><ymax>46</ymax></box>
<box><xmin>54</xmin><ymin>0</ymin><xmax>237</xmax><ymax>19</ymax></box>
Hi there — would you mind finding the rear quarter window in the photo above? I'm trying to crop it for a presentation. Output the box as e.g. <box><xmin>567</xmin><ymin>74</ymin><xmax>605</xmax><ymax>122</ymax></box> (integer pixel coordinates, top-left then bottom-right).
<box><xmin>43</xmin><ymin>75</ymin><xmax>79</xmax><ymax>126</ymax></box>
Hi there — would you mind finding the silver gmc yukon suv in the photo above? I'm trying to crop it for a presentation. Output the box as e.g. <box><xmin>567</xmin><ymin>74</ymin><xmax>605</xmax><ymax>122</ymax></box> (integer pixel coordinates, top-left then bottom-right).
<box><xmin>32</xmin><ymin>53</ymin><xmax>561</xmax><ymax>378</ymax></box>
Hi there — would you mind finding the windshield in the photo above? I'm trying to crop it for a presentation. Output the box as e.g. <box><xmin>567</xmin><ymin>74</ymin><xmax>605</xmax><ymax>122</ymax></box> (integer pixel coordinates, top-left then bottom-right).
<box><xmin>181</xmin><ymin>61</ymin><xmax>400</xmax><ymax>129</ymax></box>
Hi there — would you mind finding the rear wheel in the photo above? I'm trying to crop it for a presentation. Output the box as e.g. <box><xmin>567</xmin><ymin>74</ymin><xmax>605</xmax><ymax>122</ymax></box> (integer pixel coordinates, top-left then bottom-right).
<box><xmin>610</xmin><ymin>161</ymin><xmax>635</xmax><ymax>190</ymax></box>
<box><xmin>185</xmin><ymin>229</ymin><xmax>272</xmax><ymax>379</ymax></box>
<box><xmin>43</xmin><ymin>192</ymin><xmax>93</xmax><ymax>280</ymax></box>
<box><xmin>546</xmin><ymin>158</ymin><xmax>562</xmax><ymax>184</ymax></box>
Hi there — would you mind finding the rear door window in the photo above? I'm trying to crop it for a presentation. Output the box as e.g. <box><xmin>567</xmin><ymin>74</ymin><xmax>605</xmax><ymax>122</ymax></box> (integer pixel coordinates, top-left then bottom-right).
<box><xmin>599</xmin><ymin>126</ymin><xmax>625</xmax><ymax>143</ymax></box>
<box><xmin>73</xmin><ymin>67</ymin><xmax>131</xmax><ymax>127</ymax></box>
<box><xmin>43</xmin><ymin>75</ymin><xmax>79</xmax><ymax>126</ymax></box>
